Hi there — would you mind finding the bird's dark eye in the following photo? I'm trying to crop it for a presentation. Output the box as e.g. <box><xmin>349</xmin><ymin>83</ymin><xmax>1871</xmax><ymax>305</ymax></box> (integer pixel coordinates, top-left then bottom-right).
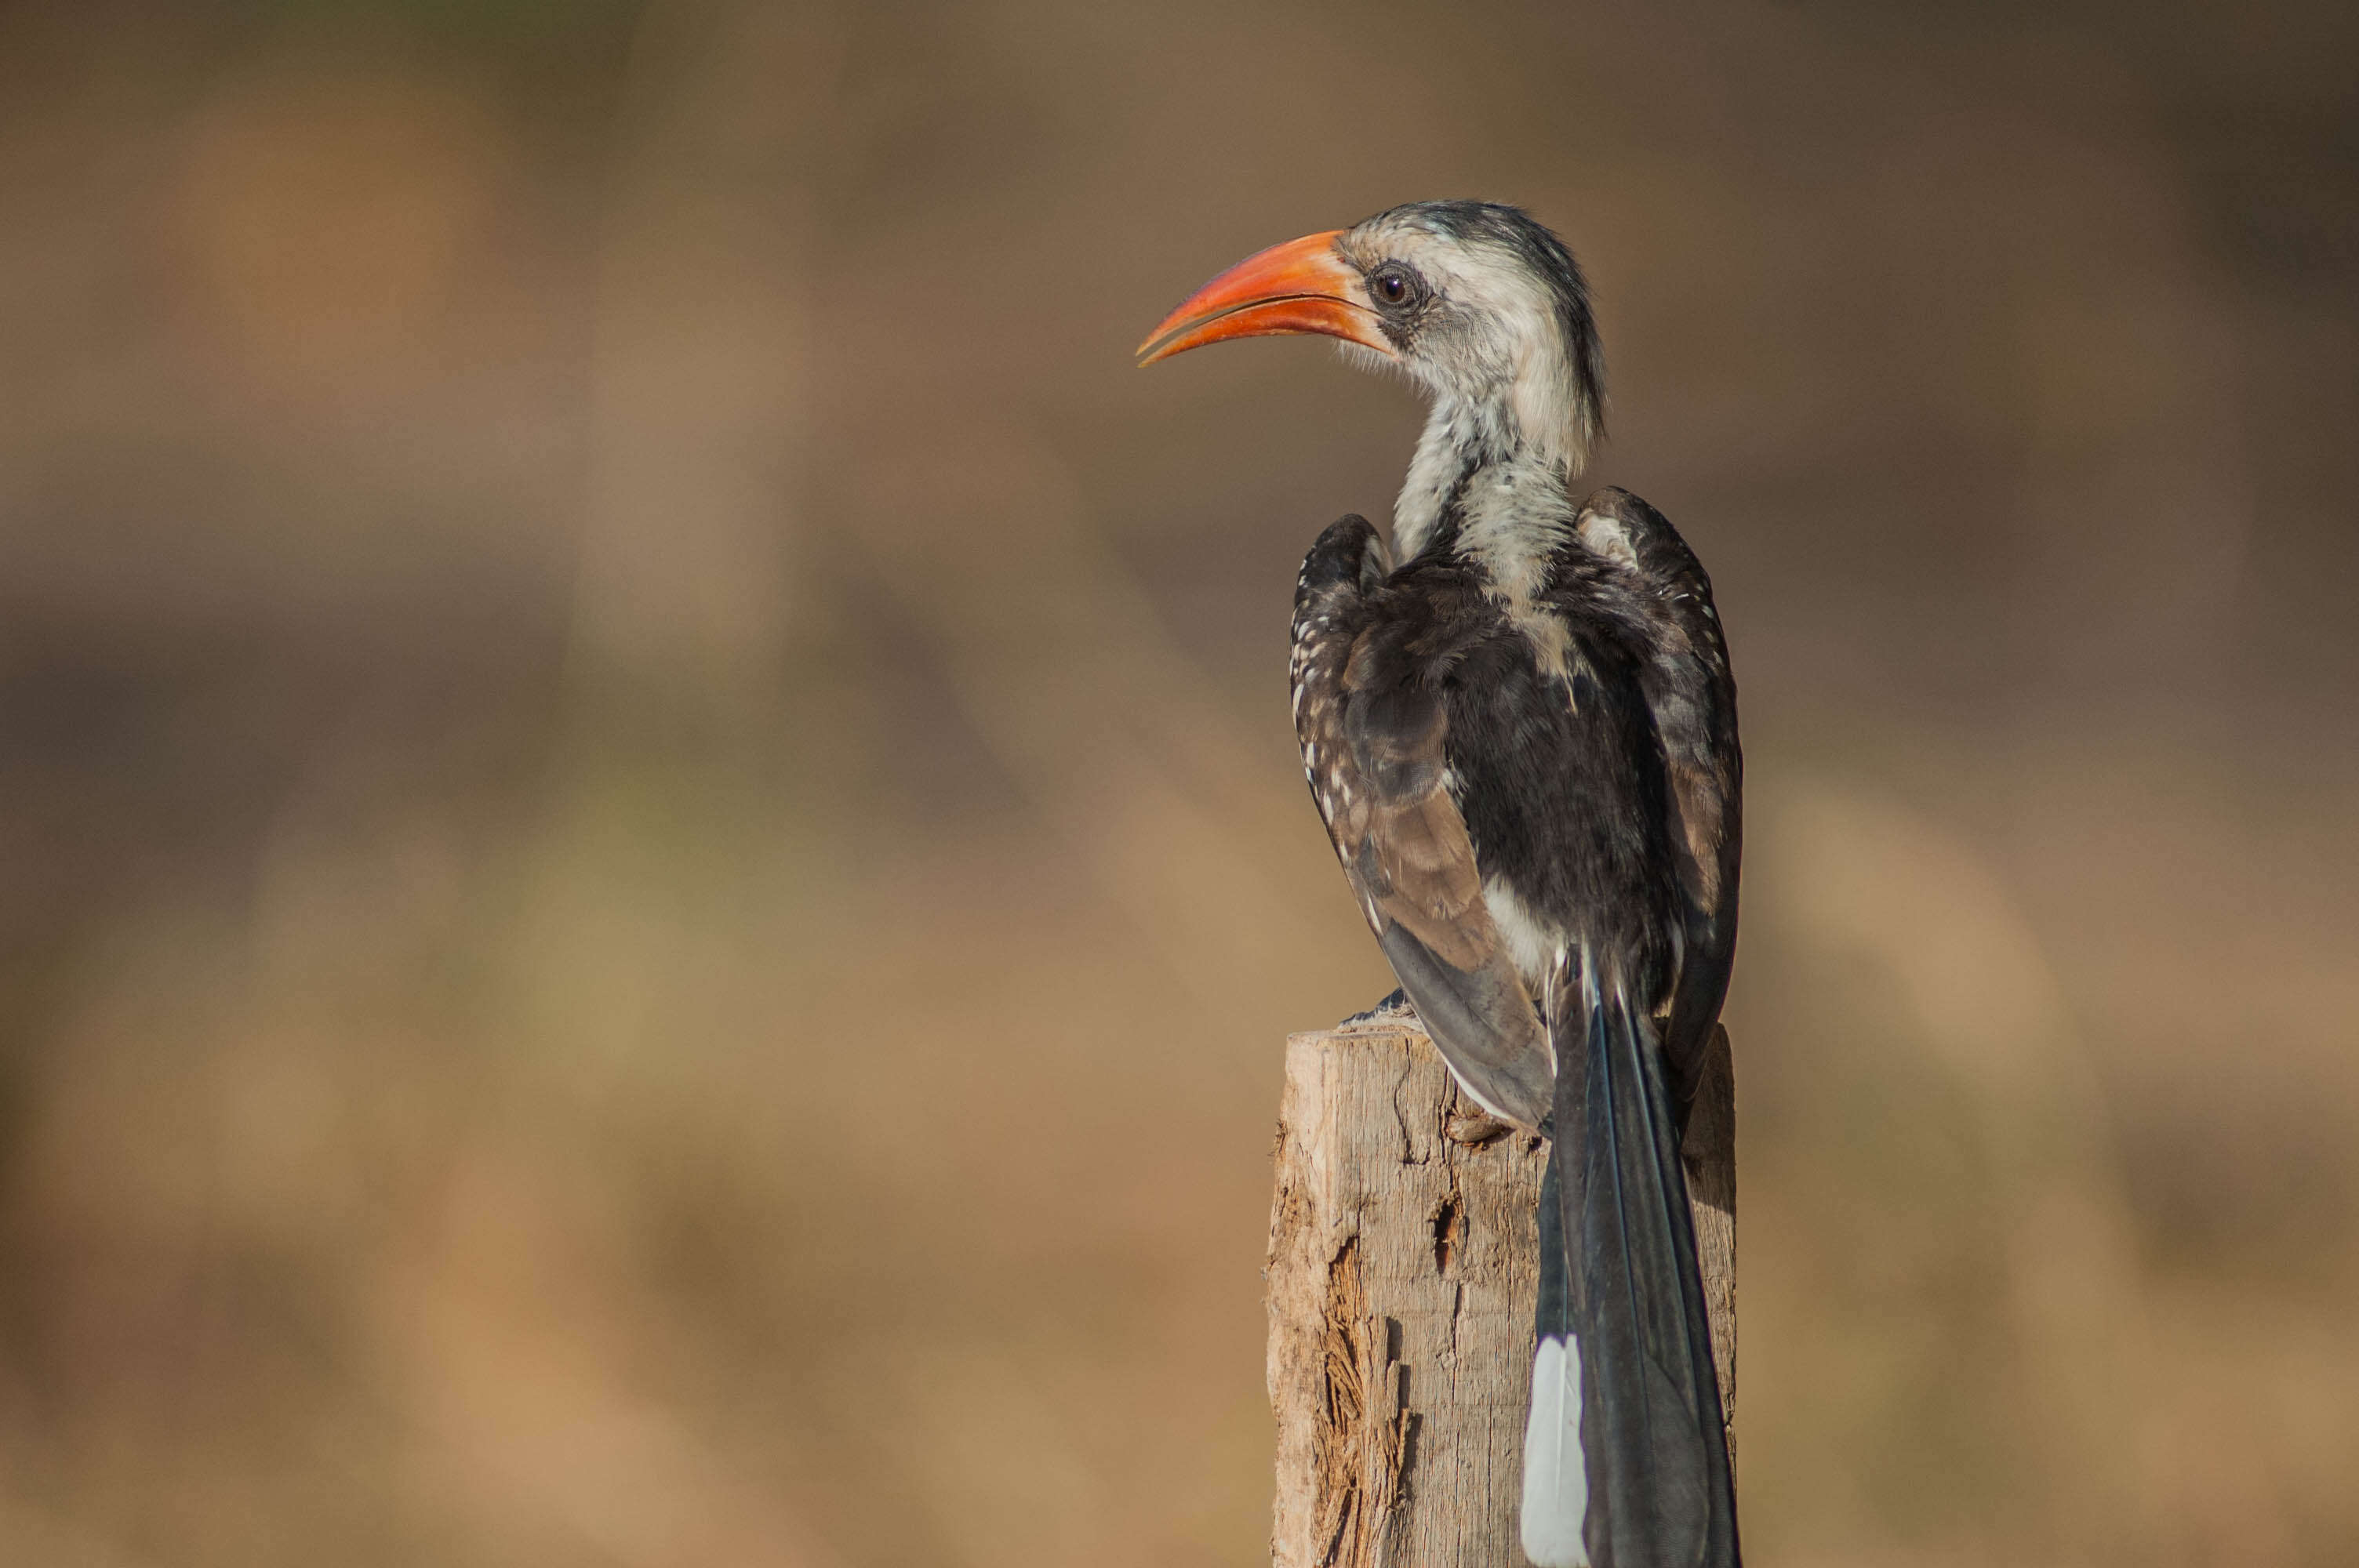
<box><xmin>1369</xmin><ymin>266</ymin><xmax>1419</xmax><ymax>307</ymax></box>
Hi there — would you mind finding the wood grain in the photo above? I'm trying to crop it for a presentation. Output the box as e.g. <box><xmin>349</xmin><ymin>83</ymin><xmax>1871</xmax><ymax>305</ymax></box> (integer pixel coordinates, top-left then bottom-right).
<box><xmin>1267</xmin><ymin>1022</ymin><xmax>1735</xmax><ymax>1566</ymax></box>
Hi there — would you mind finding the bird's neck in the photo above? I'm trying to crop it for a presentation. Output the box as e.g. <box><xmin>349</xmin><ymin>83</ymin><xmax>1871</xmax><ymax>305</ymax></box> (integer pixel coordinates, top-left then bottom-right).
<box><xmin>1392</xmin><ymin>395</ymin><xmax>1578</xmax><ymax>594</ymax></box>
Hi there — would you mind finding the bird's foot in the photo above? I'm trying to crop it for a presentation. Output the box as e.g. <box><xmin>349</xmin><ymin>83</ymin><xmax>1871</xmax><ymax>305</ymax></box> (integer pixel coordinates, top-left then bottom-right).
<box><xmin>1337</xmin><ymin>987</ymin><xmax>1418</xmax><ymax>1030</ymax></box>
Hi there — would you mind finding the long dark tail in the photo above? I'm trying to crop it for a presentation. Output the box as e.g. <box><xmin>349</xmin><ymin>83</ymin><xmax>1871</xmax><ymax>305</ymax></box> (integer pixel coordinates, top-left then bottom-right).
<box><xmin>1521</xmin><ymin>986</ymin><xmax>1737</xmax><ymax>1567</ymax></box>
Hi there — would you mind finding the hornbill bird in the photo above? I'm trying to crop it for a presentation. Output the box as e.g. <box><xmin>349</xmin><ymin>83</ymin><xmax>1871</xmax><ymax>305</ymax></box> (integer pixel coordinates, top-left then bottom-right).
<box><xmin>1139</xmin><ymin>201</ymin><xmax>1741</xmax><ymax>1568</ymax></box>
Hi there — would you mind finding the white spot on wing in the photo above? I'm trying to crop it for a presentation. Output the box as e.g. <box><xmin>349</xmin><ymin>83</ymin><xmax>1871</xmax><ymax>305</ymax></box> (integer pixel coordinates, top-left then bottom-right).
<box><xmin>1483</xmin><ymin>877</ymin><xmax>1565</xmax><ymax>993</ymax></box>
<box><xmin>1576</xmin><ymin>510</ymin><xmax>1638</xmax><ymax>570</ymax></box>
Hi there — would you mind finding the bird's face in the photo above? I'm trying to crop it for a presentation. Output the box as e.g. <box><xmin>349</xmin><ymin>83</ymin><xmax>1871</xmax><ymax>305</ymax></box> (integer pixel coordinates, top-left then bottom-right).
<box><xmin>1139</xmin><ymin>201</ymin><xmax>1603</xmax><ymax>461</ymax></box>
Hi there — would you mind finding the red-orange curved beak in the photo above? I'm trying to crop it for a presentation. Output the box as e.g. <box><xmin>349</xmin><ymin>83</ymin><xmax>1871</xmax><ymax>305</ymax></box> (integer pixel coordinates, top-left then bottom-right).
<box><xmin>1136</xmin><ymin>230</ymin><xmax>1393</xmax><ymax>365</ymax></box>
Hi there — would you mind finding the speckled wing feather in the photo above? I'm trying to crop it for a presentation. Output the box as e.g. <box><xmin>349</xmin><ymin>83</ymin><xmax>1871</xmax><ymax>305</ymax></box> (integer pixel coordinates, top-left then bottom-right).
<box><xmin>1291</xmin><ymin>514</ymin><xmax>1554</xmax><ymax>1131</ymax></box>
<box><xmin>1578</xmin><ymin>487</ymin><xmax>1743</xmax><ymax>1102</ymax></box>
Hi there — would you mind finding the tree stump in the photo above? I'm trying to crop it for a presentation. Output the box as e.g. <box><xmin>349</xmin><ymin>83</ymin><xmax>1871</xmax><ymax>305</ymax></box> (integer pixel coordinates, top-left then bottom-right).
<box><xmin>1266</xmin><ymin>1021</ymin><xmax>1736</xmax><ymax>1567</ymax></box>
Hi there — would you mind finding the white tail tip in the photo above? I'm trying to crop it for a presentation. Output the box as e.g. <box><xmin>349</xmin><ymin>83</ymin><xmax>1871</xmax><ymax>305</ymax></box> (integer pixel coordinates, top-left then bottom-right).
<box><xmin>1520</xmin><ymin>1333</ymin><xmax>1591</xmax><ymax>1566</ymax></box>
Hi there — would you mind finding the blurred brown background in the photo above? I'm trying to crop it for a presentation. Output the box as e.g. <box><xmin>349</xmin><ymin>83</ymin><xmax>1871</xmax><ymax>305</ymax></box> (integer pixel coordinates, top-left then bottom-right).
<box><xmin>2</xmin><ymin>1</ymin><xmax>2354</xmax><ymax>1563</ymax></box>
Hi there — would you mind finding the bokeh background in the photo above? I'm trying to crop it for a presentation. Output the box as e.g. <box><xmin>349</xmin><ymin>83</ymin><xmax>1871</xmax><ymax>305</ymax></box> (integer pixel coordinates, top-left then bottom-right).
<box><xmin>2</xmin><ymin>1</ymin><xmax>2355</xmax><ymax>1563</ymax></box>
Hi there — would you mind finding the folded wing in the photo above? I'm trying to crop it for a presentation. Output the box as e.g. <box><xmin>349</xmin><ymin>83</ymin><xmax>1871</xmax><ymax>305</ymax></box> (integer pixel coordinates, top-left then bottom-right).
<box><xmin>1576</xmin><ymin>488</ymin><xmax>1742</xmax><ymax>1107</ymax></box>
<box><xmin>1291</xmin><ymin>515</ymin><xmax>1554</xmax><ymax>1131</ymax></box>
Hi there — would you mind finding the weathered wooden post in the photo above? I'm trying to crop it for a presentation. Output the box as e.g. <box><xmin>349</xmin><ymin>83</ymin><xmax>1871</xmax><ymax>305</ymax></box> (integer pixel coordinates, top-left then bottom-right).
<box><xmin>1266</xmin><ymin>1020</ymin><xmax>1736</xmax><ymax>1566</ymax></box>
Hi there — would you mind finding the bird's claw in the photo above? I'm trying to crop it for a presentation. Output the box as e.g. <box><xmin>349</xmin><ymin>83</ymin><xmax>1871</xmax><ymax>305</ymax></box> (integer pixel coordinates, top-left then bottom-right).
<box><xmin>1337</xmin><ymin>987</ymin><xmax>1418</xmax><ymax>1029</ymax></box>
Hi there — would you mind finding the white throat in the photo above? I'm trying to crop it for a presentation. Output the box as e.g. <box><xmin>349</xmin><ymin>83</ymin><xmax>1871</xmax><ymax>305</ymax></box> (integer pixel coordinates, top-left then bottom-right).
<box><xmin>1391</xmin><ymin>394</ymin><xmax>1579</xmax><ymax>592</ymax></box>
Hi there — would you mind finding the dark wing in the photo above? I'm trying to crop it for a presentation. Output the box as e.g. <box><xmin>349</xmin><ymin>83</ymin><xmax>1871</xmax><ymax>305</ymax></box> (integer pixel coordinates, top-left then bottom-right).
<box><xmin>1576</xmin><ymin>488</ymin><xmax>1742</xmax><ymax>1103</ymax></box>
<box><xmin>1291</xmin><ymin>515</ymin><xmax>1554</xmax><ymax>1131</ymax></box>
